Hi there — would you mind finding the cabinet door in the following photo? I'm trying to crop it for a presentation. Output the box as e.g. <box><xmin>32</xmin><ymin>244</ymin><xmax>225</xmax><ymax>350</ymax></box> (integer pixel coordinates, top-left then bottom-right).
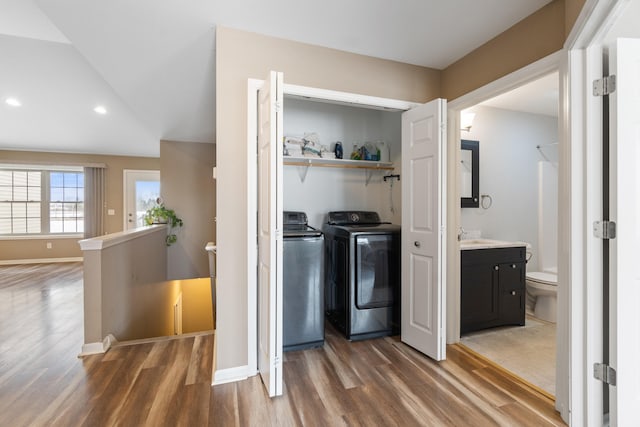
<box><xmin>498</xmin><ymin>262</ymin><xmax>525</xmax><ymax>326</ymax></box>
<box><xmin>460</xmin><ymin>263</ymin><xmax>499</xmax><ymax>333</ymax></box>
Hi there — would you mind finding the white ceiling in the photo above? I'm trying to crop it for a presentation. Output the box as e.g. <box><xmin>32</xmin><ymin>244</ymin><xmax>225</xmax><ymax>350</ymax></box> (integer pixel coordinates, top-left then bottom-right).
<box><xmin>479</xmin><ymin>72</ymin><xmax>559</xmax><ymax>118</ymax></box>
<box><xmin>0</xmin><ymin>0</ymin><xmax>553</xmax><ymax>157</ymax></box>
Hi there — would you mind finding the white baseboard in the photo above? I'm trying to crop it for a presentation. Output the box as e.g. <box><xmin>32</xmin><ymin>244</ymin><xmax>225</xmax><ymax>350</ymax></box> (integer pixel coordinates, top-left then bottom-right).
<box><xmin>78</xmin><ymin>334</ymin><xmax>117</xmax><ymax>357</ymax></box>
<box><xmin>0</xmin><ymin>257</ymin><xmax>83</xmax><ymax>266</ymax></box>
<box><xmin>213</xmin><ymin>365</ymin><xmax>251</xmax><ymax>386</ymax></box>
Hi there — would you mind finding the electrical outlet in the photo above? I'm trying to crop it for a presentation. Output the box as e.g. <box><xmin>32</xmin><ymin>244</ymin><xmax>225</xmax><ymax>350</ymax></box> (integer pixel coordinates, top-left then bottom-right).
<box><xmin>46</xmin><ymin>242</ymin><xmax>52</xmax><ymax>249</ymax></box>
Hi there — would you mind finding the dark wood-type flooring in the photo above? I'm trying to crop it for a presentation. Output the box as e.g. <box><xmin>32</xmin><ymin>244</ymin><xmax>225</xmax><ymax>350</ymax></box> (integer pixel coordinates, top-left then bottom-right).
<box><xmin>0</xmin><ymin>263</ymin><xmax>565</xmax><ymax>426</ymax></box>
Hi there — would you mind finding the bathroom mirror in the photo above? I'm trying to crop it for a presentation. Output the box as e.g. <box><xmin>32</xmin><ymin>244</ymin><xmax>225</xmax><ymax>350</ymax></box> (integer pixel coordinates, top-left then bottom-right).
<box><xmin>460</xmin><ymin>139</ymin><xmax>479</xmax><ymax>208</ymax></box>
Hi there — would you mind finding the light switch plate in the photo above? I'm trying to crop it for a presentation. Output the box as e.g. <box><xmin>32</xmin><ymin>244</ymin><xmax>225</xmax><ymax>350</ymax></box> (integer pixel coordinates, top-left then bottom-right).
<box><xmin>107</xmin><ymin>209</ymin><xmax>115</xmax><ymax>216</ymax></box>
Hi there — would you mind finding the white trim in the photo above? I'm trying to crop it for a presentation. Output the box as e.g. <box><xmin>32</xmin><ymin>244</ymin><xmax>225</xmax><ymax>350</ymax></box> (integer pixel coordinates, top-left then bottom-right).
<box><xmin>446</xmin><ymin>51</ymin><xmax>566</xmax><ymax>421</ymax></box>
<box><xmin>247</xmin><ymin>78</ymin><xmax>262</xmax><ymax>375</ymax></box>
<box><xmin>78</xmin><ymin>225</ymin><xmax>165</xmax><ymax>251</ymax></box>
<box><xmin>212</xmin><ymin>365</ymin><xmax>251</xmax><ymax>386</ymax></box>
<box><xmin>448</xmin><ymin>51</ymin><xmax>563</xmax><ymax>111</ymax></box>
<box><xmin>0</xmin><ymin>163</ymin><xmax>86</xmax><ymax>171</ymax></box>
<box><xmin>0</xmin><ymin>234</ymin><xmax>83</xmax><ymax>241</ymax></box>
<box><xmin>284</xmin><ymin>83</ymin><xmax>420</xmax><ymax>111</ymax></box>
<box><xmin>78</xmin><ymin>334</ymin><xmax>117</xmax><ymax>357</ymax></box>
<box><xmin>0</xmin><ymin>256</ymin><xmax>83</xmax><ymax>266</ymax></box>
<box><xmin>562</xmin><ymin>1</ymin><xmax>628</xmax><ymax>424</ymax></box>
<box><xmin>447</xmin><ymin>50</ymin><xmax>562</xmax><ymax>343</ymax></box>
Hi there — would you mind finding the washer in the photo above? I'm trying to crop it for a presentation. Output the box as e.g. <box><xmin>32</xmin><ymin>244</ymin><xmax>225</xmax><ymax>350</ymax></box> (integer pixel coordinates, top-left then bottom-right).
<box><xmin>323</xmin><ymin>211</ymin><xmax>401</xmax><ymax>340</ymax></box>
<box><xmin>283</xmin><ymin>211</ymin><xmax>324</xmax><ymax>351</ymax></box>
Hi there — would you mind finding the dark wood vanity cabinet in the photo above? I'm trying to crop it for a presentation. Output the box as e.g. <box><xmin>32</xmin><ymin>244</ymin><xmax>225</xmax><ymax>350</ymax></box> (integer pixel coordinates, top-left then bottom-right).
<box><xmin>461</xmin><ymin>246</ymin><xmax>526</xmax><ymax>334</ymax></box>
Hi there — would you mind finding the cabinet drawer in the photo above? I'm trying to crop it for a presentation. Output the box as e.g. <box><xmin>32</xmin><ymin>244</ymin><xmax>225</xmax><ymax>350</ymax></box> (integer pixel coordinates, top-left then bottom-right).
<box><xmin>461</xmin><ymin>246</ymin><xmax>526</xmax><ymax>265</ymax></box>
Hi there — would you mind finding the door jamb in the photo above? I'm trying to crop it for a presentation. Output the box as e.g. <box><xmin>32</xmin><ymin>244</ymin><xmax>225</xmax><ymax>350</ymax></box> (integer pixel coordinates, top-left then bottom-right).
<box><xmin>246</xmin><ymin>82</ymin><xmax>420</xmax><ymax>374</ymax></box>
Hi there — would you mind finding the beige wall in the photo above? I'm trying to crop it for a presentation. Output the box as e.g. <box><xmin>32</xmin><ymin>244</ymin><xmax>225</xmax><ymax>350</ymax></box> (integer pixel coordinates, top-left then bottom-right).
<box><xmin>160</xmin><ymin>141</ymin><xmax>216</xmax><ymax>280</ymax></box>
<box><xmin>82</xmin><ymin>226</ymin><xmax>169</xmax><ymax>344</ymax></box>
<box><xmin>441</xmin><ymin>0</ymin><xmax>566</xmax><ymax>101</ymax></box>
<box><xmin>0</xmin><ymin>150</ymin><xmax>159</xmax><ymax>262</ymax></box>
<box><xmin>215</xmin><ymin>1</ymin><xmax>590</xmax><ymax>373</ymax></box>
<box><xmin>215</xmin><ymin>26</ymin><xmax>441</xmax><ymax>371</ymax></box>
<box><xmin>565</xmin><ymin>0</ymin><xmax>587</xmax><ymax>39</ymax></box>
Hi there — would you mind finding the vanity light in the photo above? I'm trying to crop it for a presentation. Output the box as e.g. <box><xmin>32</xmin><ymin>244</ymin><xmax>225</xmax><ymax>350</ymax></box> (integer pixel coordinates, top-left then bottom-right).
<box><xmin>461</xmin><ymin>111</ymin><xmax>475</xmax><ymax>132</ymax></box>
<box><xmin>5</xmin><ymin>97</ymin><xmax>22</xmax><ymax>107</ymax></box>
<box><xmin>93</xmin><ymin>105</ymin><xmax>107</xmax><ymax>115</ymax></box>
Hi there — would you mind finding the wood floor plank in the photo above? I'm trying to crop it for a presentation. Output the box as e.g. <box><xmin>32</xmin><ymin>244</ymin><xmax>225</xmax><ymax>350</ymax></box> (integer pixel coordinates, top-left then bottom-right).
<box><xmin>0</xmin><ymin>263</ymin><xmax>566</xmax><ymax>426</ymax></box>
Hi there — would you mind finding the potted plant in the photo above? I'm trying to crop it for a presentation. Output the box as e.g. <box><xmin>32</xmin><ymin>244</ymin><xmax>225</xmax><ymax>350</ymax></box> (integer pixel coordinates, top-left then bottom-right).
<box><xmin>144</xmin><ymin>200</ymin><xmax>184</xmax><ymax>246</ymax></box>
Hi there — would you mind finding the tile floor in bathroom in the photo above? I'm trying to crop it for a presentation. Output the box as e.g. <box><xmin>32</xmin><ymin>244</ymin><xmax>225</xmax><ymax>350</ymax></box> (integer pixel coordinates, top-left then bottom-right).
<box><xmin>460</xmin><ymin>315</ymin><xmax>556</xmax><ymax>396</ymax></box>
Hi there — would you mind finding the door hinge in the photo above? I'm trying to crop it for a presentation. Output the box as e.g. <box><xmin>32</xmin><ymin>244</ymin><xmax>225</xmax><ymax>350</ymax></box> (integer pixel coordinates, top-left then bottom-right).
<box><xmin>593</xmin><ymin>75</ymin><xmax>616</xmax><ymax>96</ymax></box>
<box><xmin>594</xmin><ymin>363</ymin><xmax>617</xmax><ymax>386</ymax></box>
<box><xmin>274</xmin><ymin>356</ymin><xmax>281</xmax><ymax>367</ymax></box>
<box><xmin>274</xmin><ymin>101</ymin><xmax>282</xmax><ymax>113</ymax></box>
<box><xmin>593</xmin><ymin>220</ymin><xmax>616</xmax><ymax>239</ymax></box>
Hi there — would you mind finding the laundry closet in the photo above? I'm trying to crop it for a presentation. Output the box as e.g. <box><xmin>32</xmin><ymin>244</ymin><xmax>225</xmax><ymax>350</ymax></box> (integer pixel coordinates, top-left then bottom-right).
<box><xmin>282</xmin><ymin>95</ymin><xmax>403</xmax><ymax>227</ymax></box>
<box><xmin>281</xmin><ymin>93</ymin><xmax>404</xmax><ymax>349</ymax></box>
<box><xmin>254</xmin><ymin>72</ymin><xmax>446</xmax><ymax>396</ymax></box>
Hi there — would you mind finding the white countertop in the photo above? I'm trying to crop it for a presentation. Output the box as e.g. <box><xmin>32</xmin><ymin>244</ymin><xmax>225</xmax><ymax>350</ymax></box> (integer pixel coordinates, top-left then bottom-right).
<box><xmin>460</xmin><ymin>238</ymin><xmax>529</xmax><ymax>251</ymax></box>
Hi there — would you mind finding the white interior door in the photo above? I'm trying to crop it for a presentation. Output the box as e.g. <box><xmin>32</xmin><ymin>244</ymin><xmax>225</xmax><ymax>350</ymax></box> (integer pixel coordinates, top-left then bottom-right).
<box><xmin>123</xmin><ymin>169</ymin><xmax>160</xmax><ymax>229</ymax></box>
<box><xmin>257</xmin><ymin>71</ymin><xmax>284</xmax><ymax>397</ymax></box>
<box><xmin>608</xmin><ymin>37</ymin><xmax>640</xmax><ymax>426</ymax></box>
<box><xmin>401</xmin><ymin>98</ymin><xmax>446</xmax><ymax>361</ymax></box>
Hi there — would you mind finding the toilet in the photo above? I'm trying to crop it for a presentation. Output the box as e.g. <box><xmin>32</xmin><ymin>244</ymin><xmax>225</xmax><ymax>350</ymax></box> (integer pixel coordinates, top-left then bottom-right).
<box><xmin>526</xmin><ymin>270</ymin><xmax>557</xmax><ymax>323</ymax></box>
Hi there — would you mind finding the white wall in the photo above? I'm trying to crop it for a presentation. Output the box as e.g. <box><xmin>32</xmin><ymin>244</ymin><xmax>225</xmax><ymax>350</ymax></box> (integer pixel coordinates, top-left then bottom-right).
<box><xmin>283</xmin><ymin>98</ymin><xmax>402</xmax><ymax>226</ymax></box>
<box><xmin>461</xmin><ymin>106</ymin><xmax>558</xmax><ymax>271</ymax></box>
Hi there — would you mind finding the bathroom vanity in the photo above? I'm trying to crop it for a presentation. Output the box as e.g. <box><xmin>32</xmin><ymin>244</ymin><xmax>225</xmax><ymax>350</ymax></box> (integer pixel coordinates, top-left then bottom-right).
<box><xmin>460</xmin><ymin>240</ymin><xmax>527</xmax><ymax>334</ymax></box>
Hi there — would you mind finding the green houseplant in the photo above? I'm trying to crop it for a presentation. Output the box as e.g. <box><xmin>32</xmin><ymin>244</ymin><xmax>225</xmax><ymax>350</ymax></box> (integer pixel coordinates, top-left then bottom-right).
<box><xmin>144</xmin><ymin>201</ymin><xmax>184</xmax><ymax>246</ymax></box>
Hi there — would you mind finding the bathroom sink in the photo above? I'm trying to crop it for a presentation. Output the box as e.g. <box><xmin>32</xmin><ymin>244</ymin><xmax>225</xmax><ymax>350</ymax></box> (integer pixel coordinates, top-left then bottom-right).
<box><xmin>460</xmin><ymin>238</ymin><xmax>528</xmax><ymax>250</ymax></box>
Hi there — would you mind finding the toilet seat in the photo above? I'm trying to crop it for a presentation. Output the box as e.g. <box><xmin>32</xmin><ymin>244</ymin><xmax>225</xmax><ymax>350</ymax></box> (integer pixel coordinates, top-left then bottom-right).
<box><xmin>526</xmin><ymin>271</ymin><xmax>557</xmax><ymax>286</ymax></box>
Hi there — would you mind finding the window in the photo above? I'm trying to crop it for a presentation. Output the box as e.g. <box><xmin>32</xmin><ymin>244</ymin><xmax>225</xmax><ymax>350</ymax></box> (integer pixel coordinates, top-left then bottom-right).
<box><xmin>49</xmin><ymin>172</ymin><xmax>84</xmax><ymax>233</ymax></box>
<box><xmin>0</xmin><ymin>167</ymin><xmax>84</xmax><ymax>236</ymax></box>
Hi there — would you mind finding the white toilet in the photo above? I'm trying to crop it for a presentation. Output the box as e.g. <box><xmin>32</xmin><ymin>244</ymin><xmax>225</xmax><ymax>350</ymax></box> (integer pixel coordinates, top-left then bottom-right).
<box><xmin>526</xmin><ymin>270</ymin><xmax>558</xmax><ymax>323</ymax></box>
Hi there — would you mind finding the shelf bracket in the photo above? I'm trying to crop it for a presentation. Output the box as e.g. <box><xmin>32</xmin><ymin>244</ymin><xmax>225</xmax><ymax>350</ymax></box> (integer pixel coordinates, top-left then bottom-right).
<box><xmin>295</xmin><ymin>161</ymin><xmax>311</xmax><ymax>183</ymax></box>
<box><xmin>365</xmin><ymin>169</ymin><xmax>374</xmax><ymax>186</ymax></box>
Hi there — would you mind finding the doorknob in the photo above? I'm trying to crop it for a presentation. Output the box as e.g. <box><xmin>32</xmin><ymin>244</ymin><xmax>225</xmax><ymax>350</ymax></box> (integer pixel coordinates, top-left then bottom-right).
<box><xmin>414</xmin><ymin>241</ymin><xmax>421</xmax><ymax>248</ymax></box>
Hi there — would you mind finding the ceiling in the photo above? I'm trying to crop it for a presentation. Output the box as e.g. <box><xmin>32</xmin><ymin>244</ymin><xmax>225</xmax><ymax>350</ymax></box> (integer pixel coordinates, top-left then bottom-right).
<box><xmin>0</xmin><ymin>0</ymin><xmax>553</xmax><ymax>157</ymax></box>
<box><xmin>479</xmin><ymin>72</ymin><xmax>559</xmax><ymax>118</ymax></box>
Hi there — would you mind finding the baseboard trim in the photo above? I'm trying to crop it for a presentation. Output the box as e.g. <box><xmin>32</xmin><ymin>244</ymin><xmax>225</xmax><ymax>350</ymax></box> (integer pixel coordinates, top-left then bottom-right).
<box><xmin>0</xmin><ymin>257</ymin><xmax>83</xmax><ymax>266</ymax></box>
<box><xmin>78</xmin><ymin>334</ymin><xmax>117</xmax><ymax>357</ymax></box>
<box><xmin>213</xmin><ymin>365</ymin><xmax>251</xmax><ymax>386</ymax></box>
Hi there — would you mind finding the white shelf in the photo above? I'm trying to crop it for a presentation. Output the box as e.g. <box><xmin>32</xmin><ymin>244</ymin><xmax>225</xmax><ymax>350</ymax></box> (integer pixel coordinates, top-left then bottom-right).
<box><xmin>283</xmin><ymin>156</ymin><xmax>394</xmax><ymax>184</ymax></box>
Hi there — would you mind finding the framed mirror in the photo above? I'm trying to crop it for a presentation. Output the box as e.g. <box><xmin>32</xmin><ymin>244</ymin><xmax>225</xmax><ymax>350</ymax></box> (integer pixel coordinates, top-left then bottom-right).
<box><xmin>460</xmin><ymin>139</ymin><xmax>479</xmax><ymax>208</ymax></box>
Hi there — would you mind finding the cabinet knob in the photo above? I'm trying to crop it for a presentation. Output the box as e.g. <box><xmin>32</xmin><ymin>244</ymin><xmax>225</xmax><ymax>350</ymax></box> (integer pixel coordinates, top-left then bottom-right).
<box><xmin>494</xmin><ymin>266</ymin><xmax>499</xmax><ymax>271</ymax></box>
<box><xmin>414</xmin><ymin>241</ymin><xmax>421</xmax><ymax>248</ymax></box>
<box><xmin>511</xmin><ymin>291</ymin><xmax>516</xmax><ymax>296</ymax></box>
<box><xmin>512</xmin><ymin>264</ymin><xmax>516</xmax><ymax>269</ymax></box>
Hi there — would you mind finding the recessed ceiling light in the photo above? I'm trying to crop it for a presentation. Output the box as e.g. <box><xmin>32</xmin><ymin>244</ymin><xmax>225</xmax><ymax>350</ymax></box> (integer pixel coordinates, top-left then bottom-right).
<box><xmin>5</xmin><ymin>97</ymin><xmax>22</xmax><ymax>107</ymax></box>
<box><xmin>93</xmin><ymin>105</ymin><xmax>107</xmax><ymax>115</ymax></box>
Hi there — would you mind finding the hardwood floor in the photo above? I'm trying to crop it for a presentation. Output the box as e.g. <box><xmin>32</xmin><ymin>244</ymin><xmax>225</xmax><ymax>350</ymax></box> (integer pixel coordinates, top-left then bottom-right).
<box><xmin>0</xmin><ymin>263</ymin><xmax>566</xmax><ymax>426</ymax></box>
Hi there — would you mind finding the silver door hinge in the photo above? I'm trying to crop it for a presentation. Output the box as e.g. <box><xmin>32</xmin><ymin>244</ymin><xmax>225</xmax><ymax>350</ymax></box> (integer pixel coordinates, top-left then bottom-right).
<box><xmin>594</xmin><ymin>363</ymin><xmax>617</xmax><ymax>385</ymax></box>
<box><xmin>593</xmin><ymin>220</ymin><xmax>616</xmax><ymax>239</ymax></box>
<box><xmin>593</xmin><ymin>75</ymin><xmax>616</xmax><ymax>96</ymax></box>
<box><xmin>275</xmin><ymin>101</ymin><xmax>282</xmax><ymax>112</ymax></box>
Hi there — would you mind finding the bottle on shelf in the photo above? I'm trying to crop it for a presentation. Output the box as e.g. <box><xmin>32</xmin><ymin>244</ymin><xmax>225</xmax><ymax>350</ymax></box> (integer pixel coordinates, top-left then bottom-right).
<box><xmin>334</xmin><ymin>141</ymin><xmax>343</xmax><ymax>159</ymax></box>
<box><xmin>351</xmin><ymin>144</ymin><xmax>361</xmax><ymax>160</ymax></box>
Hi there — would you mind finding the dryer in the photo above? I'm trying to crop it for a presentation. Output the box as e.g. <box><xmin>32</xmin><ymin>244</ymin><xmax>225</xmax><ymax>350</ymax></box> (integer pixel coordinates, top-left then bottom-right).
<box><xmin>323</xmin><ymin>211</ymin><xmax>401</xmax><ymax>340</ymax></box>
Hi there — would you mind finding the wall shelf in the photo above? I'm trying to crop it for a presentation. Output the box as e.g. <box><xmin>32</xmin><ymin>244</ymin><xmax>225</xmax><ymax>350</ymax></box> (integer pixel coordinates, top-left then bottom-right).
<box><xmin>283</xmin><ymin>156</ymin><xmax>394</xmax><ymax>184</ymax></box>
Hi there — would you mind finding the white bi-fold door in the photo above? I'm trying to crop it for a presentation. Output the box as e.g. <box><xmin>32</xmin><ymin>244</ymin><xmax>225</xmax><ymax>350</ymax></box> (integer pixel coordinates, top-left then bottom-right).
<box><xmin>257</xmin><ymin>71</ymin><xmax>284</xmax><ymax>397</ymax></box>
<box><xmin>400</xmin><ymin>99</ymin><xmax>447</xmax><ymax>361</ymax></box>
